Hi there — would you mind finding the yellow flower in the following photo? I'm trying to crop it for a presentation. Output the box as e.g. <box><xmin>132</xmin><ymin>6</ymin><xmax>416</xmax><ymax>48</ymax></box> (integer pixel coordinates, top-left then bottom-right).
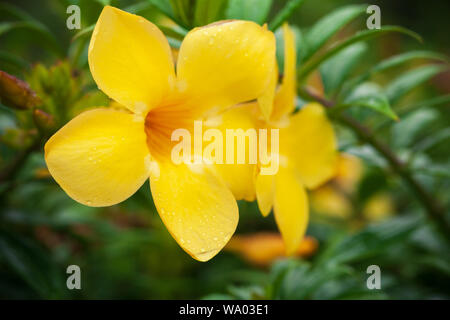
<box><xmin>214</xmin><ymin>24</ymin><xmax>338</xmax><ymax>255</ymax></box>
<box><xmin>44</xmin><ymin>6</ymin><xmax>275</xmax><ymax>261</ymax></box>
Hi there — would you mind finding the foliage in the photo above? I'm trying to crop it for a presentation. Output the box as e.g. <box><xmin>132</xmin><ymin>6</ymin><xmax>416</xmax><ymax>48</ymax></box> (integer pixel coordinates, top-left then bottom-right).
<box><xmin>0</xmin><ymin>0</ymin><xmax>449</xmax><ymax>299</ymax></box>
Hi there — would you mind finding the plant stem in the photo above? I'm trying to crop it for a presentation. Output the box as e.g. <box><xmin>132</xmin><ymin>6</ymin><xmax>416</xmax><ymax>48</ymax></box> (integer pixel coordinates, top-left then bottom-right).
<box><xmin>302</xmin><ymin>87</ymin><xmax>450</xmax><ymax>237</ymax></box>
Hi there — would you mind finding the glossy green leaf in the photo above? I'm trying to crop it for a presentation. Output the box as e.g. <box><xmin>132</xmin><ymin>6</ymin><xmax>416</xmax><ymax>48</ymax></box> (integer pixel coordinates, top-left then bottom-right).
<box><xmin>298</xmin><ymin>26</ymin><xmax>422</xmax><ymax>81</ymax></box>
<box><xmin>269</xmin><ymin>0</ymin><xmax>305</xmax><ymax>31</ymax></box>
<box><xmin>385</xmin><ymin>64</ymin><xmax>448</xmax><ymax>104</ymax></box>
<box><xmin>302</xmin><ymin>5</ymin><xmax>367</xmax><ymax>61</ymax></box>
<box><xmin>317</xmin><ymin>215</ymin><xmax>423</xmax><ymax>266</ymax></box>
<box><xmin>340</xmin><ymin>82</ymin><xmax>398</xmax><ymax>120</ymax></box>
<box><xmin>195</xmin><ymin>0</ymin><xmax>228</xmax><ymax>26</ymax></box>
<box><xmin>392</xmin><ymin>109</ymin><xmax>439</xmax><ymax>148</ymax></box>
<box><xmin>225</xmin><ymin>0</ymin><xmax>272</xmax><ymax>24</ymax></box>
<box><xmin>341</xmin><ymin>51</ymin><xmax>448</xmax><ymax>98</ymax></box>
<box><xmin>320</xmin><ymin>42</ymin><xmax>368</xmax><ymax>95</ymax></box>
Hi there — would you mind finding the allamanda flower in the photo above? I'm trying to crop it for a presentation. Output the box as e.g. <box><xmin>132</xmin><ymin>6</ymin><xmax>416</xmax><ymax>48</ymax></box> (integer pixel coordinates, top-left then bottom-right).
<box><xmin>45</xmin><ymin>6</ymin><xmax>275</xmax><ymax>261</ymax></box>
<box><xmin>213</xmin><ymin>24</ymin><xmax>338</xmax><ymax>254</ymax></box>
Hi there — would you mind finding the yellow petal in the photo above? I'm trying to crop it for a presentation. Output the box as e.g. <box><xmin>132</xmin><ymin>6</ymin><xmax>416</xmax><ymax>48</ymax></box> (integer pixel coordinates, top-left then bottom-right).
<box><xmin>45</xmin><ymin>108</ymin><xmax>151</xmax><ymax>207</ymax></box>
<box><xmin>206</xmin><ymin>104</ymin><xmax>258</xmax><ymax>201</ymax></box>
<box><xmin>177</xmin><ymin>20</ymin><xmax>275</xmax><ymax>113</ymax></box>
<box><xmin>281</xmin><ymin>103</ymin><xmax>338</xmax><ymax>189</ymax></box>
<box><xmin>150</xmin><ymin>162</ymin><xmax>239</xmax><ymax>262</ymax></box>
<box><xmin>257</xmin><ymin>61</ymin><xmax>278</xmax><ymax>121</ymax></box>
<box><xmin>272</xmin><ymin>23</ymin><xmax>297</xmax><ymax>120</ymax></box>
<box><xmin>254</xmin><ymin>171</ymin><xmax>274</xmax><ymax>217</ymax></box>
<box><xmin>273</xmin><ymin>168</ymin><xmax>309</xmax><ymax>255</ymax></box>
<box><xmin>88</xmin><ymin>6</ymin><xmax>175</xmax><ymax>114</ymax></box>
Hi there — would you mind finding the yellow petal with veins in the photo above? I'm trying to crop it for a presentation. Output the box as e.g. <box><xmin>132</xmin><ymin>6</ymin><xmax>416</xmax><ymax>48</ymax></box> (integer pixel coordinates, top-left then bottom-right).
<box><xmin>272</xmin><ymin>23</ymin><xmax>297</xmax><ymax>121</ymax></box>
<box><xmin>273</xmin><ymin>168</ymin><xmax>308</xmax><ymax>255</ymax></box>
<box><xmin>281</xmin><ymin>103</ymin><xmax>338</xmax><ymax>189</ymax></box>
<box><xmin>88</xmin><ymin>6</ymin><xmax>175</xmax><ymax>114</ymax></box>
<box><xmin>150</xmin><ymin>162</ymin><xmax>238</xmax><ymax>262</ymax></box>
<box><xmin>45</xmin><ymin>108</ymin><xmax>150</xmax><ymax>207</ymax></box>
<box><xmin>177</xmin><ymin>20</ymin><xmax>275</xmax><ymax>115</ymax></box>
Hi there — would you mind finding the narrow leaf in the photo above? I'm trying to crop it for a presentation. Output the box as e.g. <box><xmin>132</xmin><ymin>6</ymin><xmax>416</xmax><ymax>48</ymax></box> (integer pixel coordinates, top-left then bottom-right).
<box><xmin>298</xmin><ymin>26</ymin><xmax>422</xmax><ymax>81</ymax></box>
<box><xmin>385</xmin><ymin>64</ymin><xmax>448</xmax><ymax>104</ymax></box>
<box><xmin>302</xmin><ymin>5</ymin><xmax>367</xmax><ymax>61</ymax></box>
<box><xmin>269</xmin><ymin>0</ymin><xmax>305</xmax><ymax>31</ymax></box>
<box><xmin>320</xmin><ymin>42</ymin><xmax>368</xmax><ymax>95</ymax></box>
<box><xmin>341</xmin><ymin>50</ymin><xmax>448</xmax><ymax>97</ymax></box>
<box><xmin>226</xmin><ymin>0</ymin><xmax>272</xmax><ymax>24</ymax></box>
<box><xmin>341</xmin><ymin>82</ymin><xmax>398</xmax><ymax>120</ymax></box>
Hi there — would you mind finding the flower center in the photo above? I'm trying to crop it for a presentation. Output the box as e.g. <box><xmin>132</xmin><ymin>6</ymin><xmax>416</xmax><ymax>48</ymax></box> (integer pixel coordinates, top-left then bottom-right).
<box><xmin>144</xmin><ymin>98</ymin><xmax>197</xmax><ymax>162</ymax></box>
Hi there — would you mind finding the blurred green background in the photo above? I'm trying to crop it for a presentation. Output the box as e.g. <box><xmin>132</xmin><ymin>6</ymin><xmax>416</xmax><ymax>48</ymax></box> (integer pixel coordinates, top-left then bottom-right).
<box><xmin>0</xmin><ymin>0</ymin><xmax>449</xmax><ymax>299</ymax></box>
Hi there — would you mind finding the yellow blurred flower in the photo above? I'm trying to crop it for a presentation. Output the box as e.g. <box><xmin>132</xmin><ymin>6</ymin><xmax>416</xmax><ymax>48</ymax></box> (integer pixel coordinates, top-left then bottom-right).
<box><xmin>310</xmin><ymin>185</ymin><xmax>352</xmax><ymax>219</ymax></box>
<box><xmin>334</xmin><ymin>153</ymin><xmax>363</xmax><ymax>193</ymax></box>
<box><xmin>363</xmin><ymin>192</ymin><xmax>393</xmax><ymax>222</ymax></box>
<box><xmin>311</xmin><ymin>153</ymin><xmax>394</xmax><ymax>223</ymax></box>
<box><xmin>226</xmin><ymin>233</ymin><xmax>318</xmax><ymax>267</ymax></box>
<box><xmin>44</xmin><ymin>6</ymin><xmax>276</xmax><ymax>261</ymax></box>
<box><xmin>213</xmin><ymin>24</ymin><xmax>338</xmax><ymax>255</ymax></box>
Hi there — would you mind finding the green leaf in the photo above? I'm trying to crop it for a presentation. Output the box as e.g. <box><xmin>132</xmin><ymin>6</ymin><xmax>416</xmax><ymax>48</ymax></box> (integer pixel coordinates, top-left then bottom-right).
<box><xmin>385</xmin><ymin>64</ymin><xmax>449</xmax><ymax>104</ymax></box>
<box><xmin>302</xmin><ymin>5</ymin><xmax>367</xmax><ymax>62</ymax></box>
<box><xmin>413</xmin><ymin>128</ymin><xmax>450</xmax><ymax>154</ymax></box>
<box><xmin>169</xmin><ymin>0</ymin><xmax>193</xmax><ymax>28</ymax></box>
<box><xmin>147</xmin><ymin>0</ymin><xmax>187</xmax><ymax>29</ymax></box>
<box><xmin>195</xmin><ymin>0</ymin><xmax>228</xmax><ymax>26</ymax></box>
<box><xmin>320</xmin><ymin>42</ymin><xmax>368</xmax><ymax>95</ymax></box>
<box><xmin>405</xmin><ymin>94</ymin><xmax>450</xmax><ymax>110</ymax></box>
<box><xmin>0</xmin><ymin>230</ymin><xmax>65</xmax><ymax>298</ymax></box>
<box><xmin>317</xmin><ymin>215</ymin><xmax>422</xmax><ymax>266</ymax></box>
<box><xmin>391</xmin><ymin>109</ymin><xmax>439</xmax><ymax>148</ymax></box>
<box><xmin>0</xmin><ymin>50</ymin><xmax>30</xmax><ymax>71</ymax></box>
<box><xmin>340</xmin><ymin>82</ymin><xmax>398</xmax><ymax>120</ymax></box>
<box><xmin>72</xmin><ymin>24</ymin><xmax>94</xmax><ymax>41</ymax></box>
<box><xmin>0</xmin><ymin>3</ymin><xmax>62</xmax><ymax>56</ymax></box>
<box><xmin>276</xmin><ymin>262</ymin><xmax>352</xmax><ymax>299</ymax></box>
<box><xmin>298</xmin><ymin>26</ymin><xmax>422</xmax><ymax>81</ymax></box>
<box><xmin>225</xmin><ymin>0</ymin><xmax>272</xmax><ymax>24</ymax></box>
<box><xmin>269</xmin><ymin>0</ymin><xmax>306</xmax><ymax>31</ymax></box>
<box><xmin>341</xmin><ymin>51</ymin><xmax>448</xmax><ymax>98</ymax></box>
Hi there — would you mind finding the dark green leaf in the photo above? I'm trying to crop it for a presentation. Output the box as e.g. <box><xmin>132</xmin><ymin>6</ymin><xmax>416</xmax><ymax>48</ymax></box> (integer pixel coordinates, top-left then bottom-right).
<box><xmin>195</xmin><ymin>0</ymin><xmax>228</xmax><ymax>26</ymax></box>
<box><xmin>226</xmin><ymin>0</ymin><xmax>272</xmax><ymax>24</ymax></box>
<box><xmin>269</xmin><ymin>0</ymin><xmax>305</xmax><ymax>31</ymax></box>
<box><xmin>391</xmin><ymin>109</ymin><xmax>438</xmax><ymax>148</ymax></box>
<box><xmin>340</xmin><ymin>82</ymin><xmax>398</xmax><ymax>120</ymax></box>
<box><xmin>341</xmin><ymin>51</ymin><xmax>449</xmax><ymax>98</ymax></box>
<box><xmin>385</xmin><ymin>64</ymin><xmax>448</xmax><ymax>104</ymax></box>
<box><xmin>302</xmin><ymin>5</ymin><xmax>367</xmax><ymax>61</ymax></box>
<box><xmin>317</xmin><ymin>215</ymin><xmax>422</xmax><ymax>266</ymax></box>
<box><xmin>320</xmin><ymin>42</ymin><xmax>368</xmax><ymax>95</ymax></box>
<box><xmin>298</xmin><ymin>26</ymin><xmax>422</xmax><ymax>81</ymax></box>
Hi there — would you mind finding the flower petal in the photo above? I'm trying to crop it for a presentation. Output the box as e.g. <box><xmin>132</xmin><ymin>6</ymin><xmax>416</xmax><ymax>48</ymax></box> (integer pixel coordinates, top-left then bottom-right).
<box><xmin>206</xmin><ymin>104</ymin><xmax>258</xmax><ymax>201</ymax></box>
<box><xmin>45</xmin><ymin>108</ymin><xmax>151</xmax><ymax>207</ymax></box>
<box><xmin>88</xmin><ymin>6</ymin><xmax>175</xmax><ymax>114</ymax></box>
<box><xmin>257</xmin><ymin>62</ymin><xmax>278</xmax><ymax>121</ymax></box>
<box><xmin>273</xmin><ymin>168</ymin><xmax>308</xmax><ymax>255</ymax></box>
<box><xmin>255</xmin><ymin>172</ymin><xmax>275</xmax><ymax>217</ymax></box>
<box><xmin>272</xmin><ymin>23</ymin><xmax>297</xmax><ymax>120</ymax></box>
<box><xmin>281</xmin><ymin>103</ymin><xmax>338</xmax><ymax>189</ymax></box>
<box><xmin>177</xmin><ymin>20</ymin><xmax>275</xmax><ymax>113</ymax></box>
<box><xmin>150</xmin><ymin>162</ymin><xmax>239</xmax><ymax>262</ymax></box>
